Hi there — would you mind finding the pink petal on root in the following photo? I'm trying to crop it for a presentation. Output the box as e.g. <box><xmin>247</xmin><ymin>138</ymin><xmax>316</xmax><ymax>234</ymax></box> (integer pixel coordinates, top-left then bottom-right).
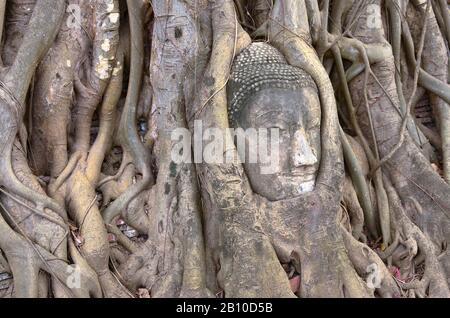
<box><xmin>290</xmin><ymin>275</ymin><xmax>301</xmax><ymax>293</ymax></box>
<box><xmin>108</xmin><ymin>233</ymin><xmax>117</xmax><ymax>242</ymax></box>
<box><xmin>389</xmin><ymin>266</ymin><xmax>402</xmax><ymax>280</ymax></box>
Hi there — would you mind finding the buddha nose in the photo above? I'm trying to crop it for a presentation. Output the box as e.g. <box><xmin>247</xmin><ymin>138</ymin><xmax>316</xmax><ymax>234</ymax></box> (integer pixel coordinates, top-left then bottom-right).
<box><xmin>291</xmin><ymin>128</ymin><xmax>318</xmax><ymax>168</ymax></box>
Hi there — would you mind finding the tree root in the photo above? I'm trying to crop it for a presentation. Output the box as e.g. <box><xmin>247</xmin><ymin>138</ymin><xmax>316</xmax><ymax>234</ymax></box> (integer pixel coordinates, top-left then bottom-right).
<box><xmin>0</xmin><ymin>212</ymin><xmax>100</xmax><ymax>297</ymax></box>
<box><xmin>102</xmin><ymin>0</ymin><xmax>153</xmax><ymax>226</ymax></box>
<box><xmin>341</xmin><ymin>226</ymin><xmax>401</xmax><ymax>297</ymax></box>
<box><xmin>385</xmin><ymin>177</ymin><xmax>450</xmax><ymax>297</ymax></box>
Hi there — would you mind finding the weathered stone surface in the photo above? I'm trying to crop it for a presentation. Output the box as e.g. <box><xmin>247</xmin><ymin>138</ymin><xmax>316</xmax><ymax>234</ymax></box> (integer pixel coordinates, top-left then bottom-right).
<box><xmin>227</xmin><ymin>42</ymin><xmax>317</xmax><ymax>125</ymax></box>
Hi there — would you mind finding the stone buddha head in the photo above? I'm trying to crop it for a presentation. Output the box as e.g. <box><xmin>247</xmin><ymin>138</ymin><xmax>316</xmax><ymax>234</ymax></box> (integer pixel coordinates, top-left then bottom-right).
<box><xmin>227</xmin><ymin>43</ymin><xmax>321</xmax><ymax>201</ymax></box>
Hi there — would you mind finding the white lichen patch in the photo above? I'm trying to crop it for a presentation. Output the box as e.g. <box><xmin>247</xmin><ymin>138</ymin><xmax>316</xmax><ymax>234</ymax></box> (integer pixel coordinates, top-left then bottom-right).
<box><xmin>101</xmin><ymin>39</ymin><xmax>111</xmax><ymax>52</ymax></box>
<box><xmin>106</xmin><ymin>1</ymin><xmax>115</xmax><ymax>12</ymax></box>
<box><xmin>112</xmin><ymin>64</ymin><xmax>122</xmax><ymax>77</ymax></box>
<box><xmin>96</xmin><ymin>55</ymin><xmax>111</xmax><ymax>80</ymax></box>
<box><xmin>109</xmin><ymin>13</ymin><xmax>119</xmax><ymax>24</ymax></box>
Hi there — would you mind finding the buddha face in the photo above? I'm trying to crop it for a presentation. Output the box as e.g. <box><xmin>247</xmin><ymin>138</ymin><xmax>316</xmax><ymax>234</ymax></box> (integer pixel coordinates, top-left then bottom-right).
<box><xmin>235</xmin><ymin>87</ymin><xmax>321</xmax><ymax>201</ymax></box>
